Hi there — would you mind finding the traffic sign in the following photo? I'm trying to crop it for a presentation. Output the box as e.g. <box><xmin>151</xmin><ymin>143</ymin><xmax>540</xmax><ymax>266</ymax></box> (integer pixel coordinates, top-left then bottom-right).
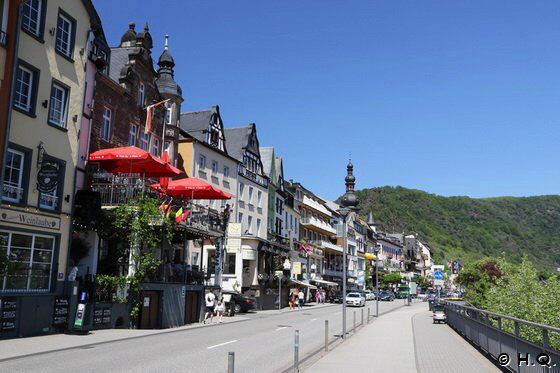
<box><xmin>434</xmin><ymin>271</ymin><xmax>443</xmax><ymax>280</ymax></box>
<box><xmin>434</xmin><ymin>279</ymin><xmax>444</xmax><ymax>286</ymax></box>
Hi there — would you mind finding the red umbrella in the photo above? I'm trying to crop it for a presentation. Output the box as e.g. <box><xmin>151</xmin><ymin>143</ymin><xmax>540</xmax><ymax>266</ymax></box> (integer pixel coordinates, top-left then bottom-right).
<box><xmin>88</xmin><ymin>146</ymin><xmax>182</xmax><ymax>177</ymax></box>
<box><xmin>151</xmin><ymin>178</ymin><xmax>232</xmax><ymax>200</ymax></box>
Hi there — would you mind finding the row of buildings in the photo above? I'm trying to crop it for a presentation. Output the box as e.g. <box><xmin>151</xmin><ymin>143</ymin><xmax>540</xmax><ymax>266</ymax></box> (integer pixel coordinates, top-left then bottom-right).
<box><xmin>0</xmin><ymin>0</ymin><xmax>433</xmax><ymax>338</ymax></box>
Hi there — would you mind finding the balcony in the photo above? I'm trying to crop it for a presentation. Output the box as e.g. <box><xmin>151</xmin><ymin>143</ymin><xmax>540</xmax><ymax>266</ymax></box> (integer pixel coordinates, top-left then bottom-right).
<box><xmin>302</xmin><ymin>195</ymin><xmax>331</xmax><ymax>217</ymax></box>
<box><xmin>177</xmin><ymin>202</ymin><xmax>226</xmax><ymax>237</ymax></box>
<box><xmin>147</xmin><ymin>264</ymin><xmax>207</xmax><ymax>285</ymax></box>
<box><xmin>301</xmin><ymin>216</ymin><xmax>336</xmax><ymax>235</ymax></box>
<box><xmin>238</xmin><ymin>164</ymin><xmax>268</xmax><ymax>187</ymax></box>
<box><xmin>312</xmin><ymin>240</ymin><xmax>342</xmax><ymax>252</ymax></box>
<box><xmin>324</xmin><ymin>268</ymin><xmax>343</xmax><ymax>277</ymax></box>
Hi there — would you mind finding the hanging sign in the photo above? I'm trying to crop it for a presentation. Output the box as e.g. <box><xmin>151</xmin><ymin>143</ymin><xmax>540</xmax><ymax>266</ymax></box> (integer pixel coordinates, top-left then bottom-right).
<box><xmin>37</xmin><ymin>163</ymin><xmax>59</xmax><ymax>193</ymax></box>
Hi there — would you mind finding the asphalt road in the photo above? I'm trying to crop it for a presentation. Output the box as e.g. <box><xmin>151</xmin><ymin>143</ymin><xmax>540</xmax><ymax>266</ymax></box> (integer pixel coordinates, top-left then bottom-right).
<box><xmin>2</xmin><ymin>299</ymin><xmax>407</xmax><ymax>373</ymax></box>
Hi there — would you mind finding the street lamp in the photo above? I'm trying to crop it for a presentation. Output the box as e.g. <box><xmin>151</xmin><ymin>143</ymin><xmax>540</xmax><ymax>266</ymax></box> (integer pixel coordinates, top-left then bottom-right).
<box><xmin>338</xmin><ymin>160</ymin><xmax>359</xmax><ymax>339</ymax></box>
<box><xmin>374</xmin><ymin>246</ymin><xmax>380</xmax><ymax>317</ymax></box>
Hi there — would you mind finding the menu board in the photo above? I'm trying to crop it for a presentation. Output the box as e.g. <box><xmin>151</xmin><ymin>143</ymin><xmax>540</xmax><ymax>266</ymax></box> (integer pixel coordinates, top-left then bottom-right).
<box><xmin>53</xmin><ymin>298</ymin><xmax>70</xmax><ymax>326</ymax></box>
<box><xmin>1</xmin><ymin>297</ymin><xmax>17</xmax><ymax>331</ymax></box>
<box><xmin>93</xmin><ymin>305</ymin><xmax>112</xmax><ymax>328</ymax></box>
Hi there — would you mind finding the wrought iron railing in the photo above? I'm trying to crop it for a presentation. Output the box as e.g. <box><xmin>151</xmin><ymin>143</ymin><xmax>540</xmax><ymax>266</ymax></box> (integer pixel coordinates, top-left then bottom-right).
<box><xmin>2</xmin><ymin>184</ymin><xmax>23</xmax><ymax>203</ymax></box>
<box><xmin>445</xmin><ymin>302</ymin><xmax>560</xmax><ymax>373</ymax></box>
<box><xmin>148</xmin><ymin>264</ymin><xmax>207</xmax><ymax>285</ymax></box>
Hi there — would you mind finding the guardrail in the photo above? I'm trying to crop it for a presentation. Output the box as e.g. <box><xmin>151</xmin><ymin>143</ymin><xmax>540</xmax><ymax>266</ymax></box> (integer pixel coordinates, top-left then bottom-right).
<box><xmin>444</xmin><ymin>302</ymin><xmax>560</xmax><ymax>373</ymax></box>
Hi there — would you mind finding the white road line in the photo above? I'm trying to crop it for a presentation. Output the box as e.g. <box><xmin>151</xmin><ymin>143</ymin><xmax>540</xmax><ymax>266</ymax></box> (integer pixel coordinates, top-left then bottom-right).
<box><xmin>275</xmin><ymin>327</ymin><xmax>288</xmax><ymax>331</ymax></box>
<box><xmin>207</xmin><ymin>340</ymin><xmax>238</xmax><ymax>349</ymax></box>
<box><xmin>310</xmin><ymin>318</ymin><xmax>317</xmax><ymax>322</ymax></box>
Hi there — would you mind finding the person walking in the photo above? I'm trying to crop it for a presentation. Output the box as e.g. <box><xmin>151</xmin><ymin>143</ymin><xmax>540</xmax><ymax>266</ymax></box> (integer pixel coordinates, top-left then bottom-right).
<box><xmin>203</xmin><ymin>289</ymin><xmax>216</xmax><ymax>324</ymax></box>
<box><xmin>288</xmin><ymin>288</ymin><xmax>295</xmax><ymax>310</ymax></box>
<box><xmin>298</xmin><ymin>289</ymin><xmax>304</xmax><ymax>309</ymax></box>
<box><xmin>215</xmin><ymin>295</ymin><xmax>225</xmax><ymax>323</ymax></box>
<box><xmin>315</xmin><ymin>289</ymin><xmax>321</xmax><ymax>304</ymax></box>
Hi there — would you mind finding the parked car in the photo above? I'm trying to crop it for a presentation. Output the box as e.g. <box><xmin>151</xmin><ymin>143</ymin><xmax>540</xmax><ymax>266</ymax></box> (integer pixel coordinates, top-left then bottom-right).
<box><xmin>378</xmin><ymin>291</ymin><xmax>395</xmax><ymax>301</ymax></box>
<box><xmin>345</xmin><ymin>292</ymin><xmax>365</xmax><ymax>307</ymax></box>
<box><xmin>433</xmin><ymin>305</ymin><xmax>446</xmax><ymax>324</ymax></box>
<box><xmin>364</xmin><ymin>290</ymin><xmax>374</xmax><ymax>300</ymax></box>
<box><xmin>329</xmin><ymin>291</ymin><xmax>344</xmax><ymax>303</ymax></box>
<box><xmin>222</xmin><ymin>291</ymin><xmax>256</xmax><ymax>313</ymax></box>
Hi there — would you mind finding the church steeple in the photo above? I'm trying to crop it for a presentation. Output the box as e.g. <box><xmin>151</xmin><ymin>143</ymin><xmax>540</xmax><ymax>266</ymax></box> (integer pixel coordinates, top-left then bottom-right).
<box><xmin>340</xmin><ymin>159</ymin><xmax>358</xmax><ymax>209</ymax></box>
<box><xmin>156</xmin><ymin>34</ymin><xmax>181</xmax><ymax>97</ymax></box>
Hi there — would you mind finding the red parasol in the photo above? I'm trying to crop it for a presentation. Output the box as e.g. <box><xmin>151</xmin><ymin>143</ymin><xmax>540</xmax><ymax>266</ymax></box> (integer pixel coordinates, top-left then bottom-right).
<box><xmin>88</xmin><ymin>146</ymin><xmax>182</xmax><ymax>177</ymax></box>
<box><xmin>150</xmin><ymin>177</ymin><xmax>232</xmax><ymax>200</ymax></box>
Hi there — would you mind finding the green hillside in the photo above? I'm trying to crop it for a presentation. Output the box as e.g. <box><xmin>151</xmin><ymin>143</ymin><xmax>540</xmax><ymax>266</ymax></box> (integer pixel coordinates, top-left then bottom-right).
<box><xmin>354</xmin><ymin>186</ymin><xmax>560</xmax><ymax>270</ymax></box>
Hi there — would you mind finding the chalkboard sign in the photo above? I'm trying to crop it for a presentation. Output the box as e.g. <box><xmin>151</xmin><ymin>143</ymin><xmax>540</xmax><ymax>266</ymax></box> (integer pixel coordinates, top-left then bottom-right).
<box><xmin>1</xmin><ymin>297</ymin><xmax>17</xmax><ymax>332</ymax></box>
<box><xmin>53</xmin><ymin>298</ymin><xmax>69</xmax><ymax>326</ymax></box>
<box><xmin>93</xmin><ymin>305</ymin><xmax>112</xmax><ymax>328</ymax></box>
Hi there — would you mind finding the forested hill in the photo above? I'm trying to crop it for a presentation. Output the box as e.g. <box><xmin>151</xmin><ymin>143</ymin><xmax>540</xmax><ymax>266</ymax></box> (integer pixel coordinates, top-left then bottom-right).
<box><xmin>354</xmin><ymin>186</ymin><xmax>560</xmax><ymax>270</ymax></box>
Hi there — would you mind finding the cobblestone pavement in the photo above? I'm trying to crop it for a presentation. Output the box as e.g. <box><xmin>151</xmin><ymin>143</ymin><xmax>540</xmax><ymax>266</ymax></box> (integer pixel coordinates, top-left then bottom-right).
<box><xmin>413</xmin><ymin>310</ymin><xmax>502</xmax><ymax>373</ymax></box>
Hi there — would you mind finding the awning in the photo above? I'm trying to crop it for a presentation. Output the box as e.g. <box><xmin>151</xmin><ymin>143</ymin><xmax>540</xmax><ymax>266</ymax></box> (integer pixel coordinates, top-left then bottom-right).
<box><xmin>289</xmin><ymin>279</ymin><xmax>317</xmax><ymax>289</ymax></box>
<box><xmin>311</xmin><ymin>279</ymin><xmax>338</xmax><ymax>287</ymax></box>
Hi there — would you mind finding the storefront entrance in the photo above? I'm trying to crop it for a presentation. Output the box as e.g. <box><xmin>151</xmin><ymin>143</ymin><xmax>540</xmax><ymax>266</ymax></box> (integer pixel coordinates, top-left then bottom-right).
<box><xmin>139</xmin><ymin>291</ymin><xmax>160</xmax><ymax>329</ymax></box>
<box><xmin>184</xmin><ymin>291</ymin><xmax>199</xmax><ymax>324</ymax></box>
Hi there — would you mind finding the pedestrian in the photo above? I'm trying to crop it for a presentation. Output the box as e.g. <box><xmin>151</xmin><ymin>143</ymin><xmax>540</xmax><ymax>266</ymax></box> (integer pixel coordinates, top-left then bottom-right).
<box><xmin>321</xmin><ymin>289</ymin><xmax>326</xmax><ymax>303</ymax></box>
<box><xmin>288</xmin><ymin>288</ymin><xmax>295</xmax><ymax>310</ymax></box>
<box><xmin>298</xmin><ymin>288</ymin><xmax>304</xmax><ymax>309</ymax></box>
<box><xmin>315</xmin><ymin>289</ymin><xmax>321</xmax><ymax>304</ymax></box>
<box><xmin>215</xmin><ymin>295</ymin><xmax>225</xmax><ymax>323</ymax></box>
<box><xmin>203</xmin><ymin>289</ymin><xmax>216</xmax><ymax>324</ymax></box>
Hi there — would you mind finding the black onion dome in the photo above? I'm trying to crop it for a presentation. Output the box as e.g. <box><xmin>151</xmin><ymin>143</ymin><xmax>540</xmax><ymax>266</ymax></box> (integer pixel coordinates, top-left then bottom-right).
<box><xmin>120</xmin><ymin>22</ymin><xmax>136</xmax><ymax>45</ymax></box>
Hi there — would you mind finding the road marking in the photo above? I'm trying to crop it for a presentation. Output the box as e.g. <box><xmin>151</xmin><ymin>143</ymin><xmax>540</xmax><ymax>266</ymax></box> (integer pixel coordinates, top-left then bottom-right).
<box><xmin>310</xmin><ymin>318</ymin><xmax>317</xmax><ymax>322</ymax></box>
<box><xmin>276</xmin><ymin>327</ymin><xmax>288</xmax><ymax>331</ymax></box>
<box><xmin>207</xmin><ymin>340</ymin><xmax>238</xmax><ymax>349</ymax></box>
<box><xmin>334</xmin><ymin>312</ymin><xmax>341</xmax><ymax>315</ymax></box>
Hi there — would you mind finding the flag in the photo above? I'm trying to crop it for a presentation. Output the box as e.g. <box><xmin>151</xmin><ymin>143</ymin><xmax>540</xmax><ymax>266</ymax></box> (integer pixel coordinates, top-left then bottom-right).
<box><xmin>299</xmin><ymin>242</ymin><xmax>313</xmax><ymax>254</ymax></box>
<box><xmin>144</xmin><ymin>105</ymin><xmax>153</xmax><ymax>133</ymax></box>
<box><xmin>176</xmin><ymin>209</ymin><xmax>191</xmax><ymax>223</ymax></box>
<box><xmin>165</xmin><ymin>204</ymin><xmax>172</xmax><ymax>218</ymax></box>
<box><xmin>175</xmin><ymin>207</ymin><xmax>183</xmax><ymax>220</ymax></box>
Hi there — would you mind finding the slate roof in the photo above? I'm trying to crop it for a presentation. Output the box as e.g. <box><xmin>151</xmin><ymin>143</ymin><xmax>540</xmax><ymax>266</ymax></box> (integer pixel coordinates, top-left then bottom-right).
<box><xmin>179</xmin><ymin>108</ymin><xmax>215</xmax><ymax>142</ymax></box>
<box><xmin>260</xmin><ymin>147</ymin><xmax>274</xmax><ymax>177</ymax></box>
<box><xmin>274</xmin><ymin>156</ymin><xmax>283</xmax><ymax>183</ymax></box>
<box><xmin>109</xmin><ymin>47</ymin><xmax>139</xmax><ymax>83</ymax></box>
<box><xmin>223</xmin><ymin>126</ymin><xmax>252</xmax><ymax>162</ymax></box>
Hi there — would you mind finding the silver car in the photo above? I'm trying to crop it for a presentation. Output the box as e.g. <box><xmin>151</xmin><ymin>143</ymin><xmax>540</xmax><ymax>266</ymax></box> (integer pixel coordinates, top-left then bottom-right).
<box><xmin>346</xmin><ymin>292</ymin><xmax>366</xmax><ymax>307</ymax></box>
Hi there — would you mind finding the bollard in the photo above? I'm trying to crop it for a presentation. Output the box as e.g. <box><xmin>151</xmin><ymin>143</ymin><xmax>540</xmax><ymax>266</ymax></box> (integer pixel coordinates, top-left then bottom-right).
<box><xmin>367</xmin><ymin>308</ymin><xmax>370</xmax><ymax>323</ymax></box>
<box><xmin>228</xmin><ymin>352</ymin><xmax>235</xmax><ymax>373</ymax></box>
<box><xmin>325</xmin><ymin>320</ymin><xmax>329</xmax><ymax>352</ymax></box>
<box><xmin>353</xmin><ymin>311</ymin><xmax>356</xmax><ymax>333</ymax></box>
<box><xmin>294</xmin><ymin>329</ymin><xmax>300</xmax><ymax>373</ymax></box>
<box><xmin>361</xmin><ymin>308</ymin><xmax>364</xmax><ymax>325</ymax></box>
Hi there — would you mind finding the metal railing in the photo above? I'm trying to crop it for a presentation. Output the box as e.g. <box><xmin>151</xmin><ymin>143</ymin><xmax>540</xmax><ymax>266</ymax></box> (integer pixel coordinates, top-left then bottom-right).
<box><xmin>445</xmin><ymin>302</ymin><xmax>560</xmax><ymax>373</ymax></box>
<box><xmin>0</xmin><ymin>30</ymin><xmax>7</xmax><ymax>47</ymax></box>
<box><xmin>148</xmin><ymin>264</ymin><xmax>207</xmax><ymax>285</ymax></box>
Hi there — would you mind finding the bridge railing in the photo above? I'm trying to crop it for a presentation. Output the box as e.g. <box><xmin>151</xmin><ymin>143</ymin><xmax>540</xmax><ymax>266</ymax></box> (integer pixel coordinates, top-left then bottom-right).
<box><xmin>444</xmin><ymin>302</ymin><xmax>560</xmax><ymax>373</ymax></box>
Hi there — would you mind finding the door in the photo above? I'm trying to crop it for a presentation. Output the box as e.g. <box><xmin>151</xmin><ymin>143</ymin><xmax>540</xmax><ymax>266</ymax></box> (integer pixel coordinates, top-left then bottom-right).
<box><xmin>184</xmin><ymin>291</ymin><xmax>199</xmax><ymax>324</ymax></box>
<box><xmin>139</xmin><ymin>291</ymin><xmax>160</xmax><ymax>329</ymax></box>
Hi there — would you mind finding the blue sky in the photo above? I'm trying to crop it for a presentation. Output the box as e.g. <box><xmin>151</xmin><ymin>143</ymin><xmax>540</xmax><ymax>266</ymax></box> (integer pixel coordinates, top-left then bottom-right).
<box><xmin>94</xmin><ymin>1</ymin><xmax>560</xmax><ymax>200</ymax></box>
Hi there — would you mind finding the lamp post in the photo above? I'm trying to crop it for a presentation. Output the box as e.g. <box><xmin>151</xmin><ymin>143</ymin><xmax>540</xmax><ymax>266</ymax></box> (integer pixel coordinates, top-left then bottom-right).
<box><xmin>374</xmin><ymin>246</ymin><xmax>380</xmax><ymax>317</ymax></box>
<box><xmin>338</xmin><ymin>160</ymin><xmax>359</xmax><ymax>339</ymax></box>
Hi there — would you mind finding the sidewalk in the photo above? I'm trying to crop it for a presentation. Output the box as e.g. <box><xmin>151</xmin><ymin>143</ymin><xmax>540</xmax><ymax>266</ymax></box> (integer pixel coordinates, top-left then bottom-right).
<box><xmin>304</xmin><ymin>302</ymin><xmax>501</xmax><ymax>373</ymax></box>
<box><xmin>0</xmin><ymin>302</ymin><xmax>333</xmax><ymax>362</ymax></box>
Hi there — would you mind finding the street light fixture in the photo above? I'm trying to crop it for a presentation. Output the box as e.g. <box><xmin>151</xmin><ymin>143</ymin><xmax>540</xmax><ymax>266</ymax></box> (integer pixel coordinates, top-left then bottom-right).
<box><xmin>338</xmin><ymin>160</ymin><xmax>359</xmax><ymax>339</ymax></box>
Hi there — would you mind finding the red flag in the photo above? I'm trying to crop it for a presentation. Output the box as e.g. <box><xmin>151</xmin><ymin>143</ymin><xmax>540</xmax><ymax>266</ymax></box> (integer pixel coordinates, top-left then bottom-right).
<box><xmin>144</xmin><ymin>105</ymin><xmax>153</xmax><ymax>133</ymax></box>
<box><xmin>176</xmin><ymin>210</ymin><xmax>191</xmax><ymax>223</ymax></box>
<box><xmin>299</xmin><ymin>242</ymin><xmax>313</xmax><ymax>254</ymax></box>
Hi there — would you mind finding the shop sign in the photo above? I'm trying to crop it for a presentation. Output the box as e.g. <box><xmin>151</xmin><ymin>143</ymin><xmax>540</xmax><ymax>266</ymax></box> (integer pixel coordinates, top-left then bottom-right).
<box><xmin>37</xmin><ymin>163</ymin><xmax>59</xmax><ymax>193</ymax></box>
<box><xmin>0</xmin><ymin>208</ymin><xmax>60</xmax><ymax>230</ymax></box>
<box><xmin>227</xmin><ymin>223</ymin><xmax>242</xmax><ymax>253</ymax></box>
<box><xmin>292</xmin><ymin>261</ymin><xmax>301</xmax><ymax>275</ymax></box>
<box><xmin>0</xmin><ymin>297</ymin><xmax>17</xmax><ymax>331</ymax></box>
<box><xmin>74</xmin><ymin>304</ymin><xmax>86</xmax><ymax>328</ymax></box>
<box><xmin>53</xmin><ymin>298</ymin><xmax>69</xmax><ymax>326</ymax></box>
<box><xmin>242</xmin><ymin>248</ymin><xmax>257</xmax><ymax>260</ymax></box>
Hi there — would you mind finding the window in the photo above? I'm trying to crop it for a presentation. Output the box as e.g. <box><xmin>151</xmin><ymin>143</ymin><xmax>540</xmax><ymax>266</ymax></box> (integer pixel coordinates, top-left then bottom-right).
<box><xmin>256</xmin><ymin>219</ymin><xmax>261</xmax><ymax>236</ymax></box>
<box><xmin>164</xmin><ymin>102</ymin><xmax>174</xmax><ymax>125</ymax></box>
<box><xmin>247</xmin><ymin>216</ymin><xmax>253</xmax><ymax>234</ymax></box>
<box><xmin>2</xmin><ymin>149</ymin><xmax>25</xmax><ymax>203</ymax></box>
<box><xmin>1</xmin><ymin>231</ymin><xmax>55</xmax><ymax>292</ymax></box>
<box><xmin>21</xmin><ymin>0</ymin><xmax>42</xmax><ymax>37</ymax></box>
<box><xmin>138</xmin><ymin>82</ymin><xmax>145</xmax><ymax>106</ymax></box>
<box><xmin>238</xmin><ymin>212</ymin><xmax>243</xmax><ymax>225</ymax></box>
<box><xmin>14</xmin><ymin>63</ymin><xmax>37</xmax><ymax>114</ymax></box>
<box><xmin>139</xmin><ymin>131</ymin><xmax>150</xmax><ymax>151</ymax></box>
<box><xmin>224</xmin><ymin>253</ymin><xmax>236</xmax><ymax>274</ymax></box>
<box><xmin>257</xmin><ymin>191</ymin><xmax>262</xmax><ymax>207</ymax></box>
<box><xmin>223</xmin><ymin>166</ymin><xmax>229</xmax><ymax>178</ymax></box>
<box><xmin>100</xmin><ymin>107</ymin><xmax>111</xmax><ymax>141</ymax></box>
<box><xmin>248</xmin><ymin>187</ymin><xmax>253</xmax><ymax>204</ymax></box>
<box><xmin>239</xmin><ymin>182</ymin><xmax>244</xmax><ymax>199</ymax></box>
<box><xmin>48</xmin><ymin>82</ymin><xmax>69</xmax><ymax>128</ymax></box>
<box><xmin>151</xmin><ymin>136</ymin><xmax>160</xmax><ymax>157</ymax></box>
<box><xmin>128</xmin><ymin>124</ymin><xmax>138</xmax><ymax>146</ymax></box>
<box><xmin>38</xmin><ymin>158</ymin><xmax>64</xmax><ymax>211</ymax></box>
<box><xmin>211</xmin><ymin>160</ymin><xmax>218</xmax><ymax>174</ymax></box>
<box><xmin>198</xmin><ymin>155</ymin><xmax>206</xmax><ymax>169</ymax></box>
<box><xmin>55</xmin><ymin>11</ymin><xmax>75</xmax><ymax>58</ymax></box>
